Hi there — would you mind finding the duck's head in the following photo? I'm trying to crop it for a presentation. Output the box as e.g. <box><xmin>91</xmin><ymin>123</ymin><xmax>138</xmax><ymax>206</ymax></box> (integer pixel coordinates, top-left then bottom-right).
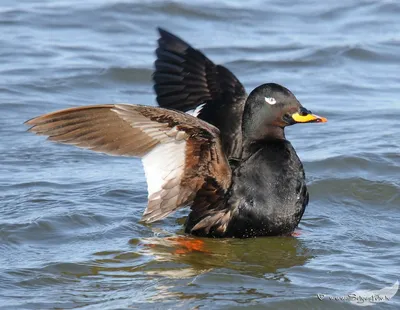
<box><xmin>242</xmin><ymin>83</ymin><xmax>327</xmax><ymax>142</ymax></box>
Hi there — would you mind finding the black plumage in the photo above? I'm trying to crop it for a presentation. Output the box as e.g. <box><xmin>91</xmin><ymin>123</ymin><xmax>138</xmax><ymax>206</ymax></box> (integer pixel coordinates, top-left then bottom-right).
<box><xmin>153</xmin><ymin>28</ymin><xmax>247</xmax><ymax>159</ymax></box>
<box><xmin>25</xmin><ymin>29</ymin><xmax>327</xmax><ymax>239</ymax></box>
<box><xmin>153</xmin><ymin>30</ymin><xmax>326</xmax><ymax>237</ymax></box>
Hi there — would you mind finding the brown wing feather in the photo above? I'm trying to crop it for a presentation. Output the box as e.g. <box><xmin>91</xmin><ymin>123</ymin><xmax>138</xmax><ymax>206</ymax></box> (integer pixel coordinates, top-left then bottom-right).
<box><xmin>185</xmin><ymin>177</ymin><xmax>233</xmax><ymax>237</ymax></box>
<box><xmin>25</xmin><ymin>105</ymin><xmax>163</xmax><ymax>156</ymax></box>
<box><xmin>25</xmin><ymin>104</ymin><xmax>232</xmax><ymax>222</ymax></box>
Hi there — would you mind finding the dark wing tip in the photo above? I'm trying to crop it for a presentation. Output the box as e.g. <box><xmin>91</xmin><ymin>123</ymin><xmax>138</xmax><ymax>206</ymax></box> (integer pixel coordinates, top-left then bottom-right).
<box><xmin>156</xmin><ymin>27</ymin><xmax>190</xmax><ymax>52</ymax></box>
<box><xmin>157</xmin><ymin>27</ymin><xmax>168</xmax><ymax>36</ymax></box>
<box><xmin>25</xmin><ymin>114</ymin><xmax>44</xmax><ymax>126</ymax></box>
<box><xmin>24</xmin><ymin>115</ymin><xmax>46</xmax><ymax>132</ymax></box>
<box><xmin>157</xmin><ymin>27</ymin><xmax>179</xmax><ymax>41</ymax></box>
<box><xmin>24</xmin><ymin>118</ymin><xmax>33</xmax><ymax>126</ymax></box>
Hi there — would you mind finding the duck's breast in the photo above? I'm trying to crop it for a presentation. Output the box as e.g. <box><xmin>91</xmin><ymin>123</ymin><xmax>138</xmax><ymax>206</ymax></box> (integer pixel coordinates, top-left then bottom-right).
<box><xmin>225</xmin><ymin>141</ymin><xmax>308</xmax><ymax>237</ymax></box>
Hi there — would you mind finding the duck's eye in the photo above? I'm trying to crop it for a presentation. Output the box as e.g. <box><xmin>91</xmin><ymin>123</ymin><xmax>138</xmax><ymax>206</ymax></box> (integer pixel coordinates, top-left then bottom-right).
<box><xmin>265</xmin><ymin>97</ymin><xmax>276</xmax><ymax>105</ymax></box>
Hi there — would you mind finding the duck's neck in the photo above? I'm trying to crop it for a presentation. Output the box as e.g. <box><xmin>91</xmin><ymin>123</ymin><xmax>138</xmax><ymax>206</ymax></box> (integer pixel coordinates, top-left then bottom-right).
<box><xmin>242</xmin><ymin>125</ymin><xmax>286</xmax><ymax>159</ymax></box>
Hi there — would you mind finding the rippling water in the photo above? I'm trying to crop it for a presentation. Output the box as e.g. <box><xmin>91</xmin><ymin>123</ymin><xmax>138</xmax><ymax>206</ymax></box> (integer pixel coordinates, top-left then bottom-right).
<box><xmin>1</xmin><ymin>0</ymin><xmax>399</xmax><ymax>309</ymax></box>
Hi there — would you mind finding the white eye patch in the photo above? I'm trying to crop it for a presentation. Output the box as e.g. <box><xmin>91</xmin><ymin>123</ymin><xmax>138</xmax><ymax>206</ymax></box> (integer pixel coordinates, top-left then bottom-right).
<box><xmin>265</xmin><ymin>97</ymin><xmax>276</xmax><ymax>105</ymax></box>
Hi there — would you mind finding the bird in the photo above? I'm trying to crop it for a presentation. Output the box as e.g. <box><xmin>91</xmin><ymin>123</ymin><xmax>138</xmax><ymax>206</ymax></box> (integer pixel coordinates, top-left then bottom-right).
<box><xmin>25</xmin><ymin>28</ymin><xmax>327</xmax><ymax>238</ymax></box>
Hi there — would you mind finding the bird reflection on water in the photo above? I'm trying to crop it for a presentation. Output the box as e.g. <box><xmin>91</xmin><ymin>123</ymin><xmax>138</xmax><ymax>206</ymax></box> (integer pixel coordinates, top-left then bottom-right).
<box><xmin>137</xmin><ymin>234</ymin><xmax>310</xmax><ymax>274</ymax></box>
<box><xmin>85</xmin><ymin>223</ymin><xmax>312</xmax><ymax>303</ymax></box>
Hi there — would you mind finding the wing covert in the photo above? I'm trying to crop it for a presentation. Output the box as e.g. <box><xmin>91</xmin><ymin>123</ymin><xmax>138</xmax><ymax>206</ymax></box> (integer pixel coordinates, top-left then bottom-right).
<box><xmin>25</xmin><ymin>104</ymin><xmax>232</xmax><ymax>222</ymax></box>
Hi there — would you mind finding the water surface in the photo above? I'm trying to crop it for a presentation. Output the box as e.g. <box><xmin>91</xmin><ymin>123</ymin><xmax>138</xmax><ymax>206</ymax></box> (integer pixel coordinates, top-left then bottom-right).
<box><xmin>1</xmin><ymin>0</ymin><xmax>399</xmax><ymax>309</ymax></box>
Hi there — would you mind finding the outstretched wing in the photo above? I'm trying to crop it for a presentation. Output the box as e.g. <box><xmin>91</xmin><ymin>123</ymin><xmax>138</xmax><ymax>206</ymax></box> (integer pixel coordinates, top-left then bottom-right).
<box><xmin>25</xmin><ymin>104</ymin><xmax>232</xmax><ymax>223</ymax></box>
<box><xmin>153</xmin><ymin>28</ymin><xmax>247</xmax><ymax>159</ymax></box>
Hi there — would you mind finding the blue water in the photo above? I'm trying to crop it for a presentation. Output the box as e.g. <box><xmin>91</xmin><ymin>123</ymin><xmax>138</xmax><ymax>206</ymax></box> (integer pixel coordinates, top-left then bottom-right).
<box><xmin>1</xmin><ymin>1</ymin><xmax>399</xmax><ymax>309</ymax></box>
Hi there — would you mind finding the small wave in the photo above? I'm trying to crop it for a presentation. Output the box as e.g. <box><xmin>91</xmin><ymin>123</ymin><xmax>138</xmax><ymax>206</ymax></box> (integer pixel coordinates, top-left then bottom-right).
<box><xmin>306</xmin><ymin>153</ymin><xmax>400</xmax><ymax>181</ymax></box>
<box><xmin>101</xmin><ymin>1</ymin><xmax>232</xmax><ymax>21</ymax></box>
<box><xmin>4</xmin><ymin>181</ymin><xmax>75</xmax><ymax>190</ymax></box>
<box><xmin>309</xmin><ymin>177</ymin><xmax>399</xmax><ymax>208</ymax></box>
<box><xmin>341</xmin><ymin>45</ymin><xmax>400</xmax><ymax>63</ymax></box>
<box><xmin>101</xmin><ymin>67</ymin><xmax>152</xmax><ymax>84</ymax></box>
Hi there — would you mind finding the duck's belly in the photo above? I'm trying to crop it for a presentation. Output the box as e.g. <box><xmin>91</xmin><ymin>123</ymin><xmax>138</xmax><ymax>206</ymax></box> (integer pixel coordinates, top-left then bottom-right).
<box><xmin>223</xmin><ymin>143</ymin><xmax>309</xmax><ymax>238</ymax></box>
<box><xmin>224</xmin><ymin>196</ymin><xmax>307</xmax><ymax>238</ymax></box>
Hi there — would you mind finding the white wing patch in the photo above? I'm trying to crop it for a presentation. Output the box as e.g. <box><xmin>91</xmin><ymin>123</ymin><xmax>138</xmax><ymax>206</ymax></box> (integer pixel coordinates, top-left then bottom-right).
<box><xmin>187</xmin><ymin>103</ymin><xmax>206</xmax><ymax>118</ymax></box>
<box><xmin>265</xmin><ymin>97</ymin><xmax>276</xmax><ymax>105</ymax></box>
<box><xmin>25</xmin><ymin>103</ymin><xmax>229</xmax><ymax>224</ymax></box>
<box><xmin>113</xmin><ymin>106</ymin><xmax>191</xmax><ymax>222</ymax></box>
<box><xmin>141</xmin><ymin>136</ymin><xmax>186</xmax><ymax>222</ymax></box>
<box><xmin>142</xmin><ymin>139</ymin><xmax>185</xmax><ymax>199</ymax></box>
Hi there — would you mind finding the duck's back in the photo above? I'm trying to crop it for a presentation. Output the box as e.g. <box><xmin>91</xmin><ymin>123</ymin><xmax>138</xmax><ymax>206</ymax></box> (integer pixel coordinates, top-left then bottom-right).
<box><xmin>224</xmin><ymin>139</ymin><xmax>308</xmax><ymax>237</ymax></box>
